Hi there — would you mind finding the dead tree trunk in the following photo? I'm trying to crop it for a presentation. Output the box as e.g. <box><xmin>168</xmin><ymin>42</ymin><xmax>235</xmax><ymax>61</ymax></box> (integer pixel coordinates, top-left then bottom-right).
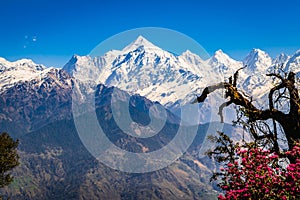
<box><xmin>193</xmin><ymin>69</ymin><xmax>300</xmax><ymax>153</ymax></box>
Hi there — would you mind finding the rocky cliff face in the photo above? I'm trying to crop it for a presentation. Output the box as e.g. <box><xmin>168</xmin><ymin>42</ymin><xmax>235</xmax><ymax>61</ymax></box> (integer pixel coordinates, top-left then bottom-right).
<box><xmin>0</xmin><ymin>78</ymin><xmax>222</xmax><ymax>199</ymax></box>
<box><xmin>0</xmin><ymin>68</ymin><xmax>73</xmax><ymax>136</ymax></box>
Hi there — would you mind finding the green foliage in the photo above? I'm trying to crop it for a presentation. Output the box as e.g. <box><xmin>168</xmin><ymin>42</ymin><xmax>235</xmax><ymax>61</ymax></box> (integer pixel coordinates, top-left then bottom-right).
<box><xmin>0</xmin><ymin>132</ymin><xmax>19</xmax><ymax>188</ymax></box>
<box><xmin>206</xmin><ymin>132</ymin><xmax>238</xmax><ymax>164</ymax></box>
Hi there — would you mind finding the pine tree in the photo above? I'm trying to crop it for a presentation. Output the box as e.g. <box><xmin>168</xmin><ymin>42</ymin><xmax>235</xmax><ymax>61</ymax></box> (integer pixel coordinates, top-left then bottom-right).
<box><xmin>0</xmin><ymin>132</ymin><xmax>19</xmax><ymax>188</ymax></box>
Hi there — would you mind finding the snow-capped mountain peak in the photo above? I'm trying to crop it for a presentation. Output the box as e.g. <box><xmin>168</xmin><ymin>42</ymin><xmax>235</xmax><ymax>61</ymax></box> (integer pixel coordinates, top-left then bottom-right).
<box><xmin>181</xmin><ymin>50</ymin><xmax>198</xmax><ymax>57</ymax></box>
<box><xmin>214</xmin><ymin>49</ymin><xmax>225</xmax><ymax>55</ymax></box>
<box><xmin>211</xmin><ymin>49</ymin><xmax>233</xmax><ymax>62</ymax></box>
<box><xmin>122</xmin><ymin>35</ymin><xmax>161</xmax><ymax>53</ymax></box>
<box><xmin>243</xmin><ymin>48</ymin><xmax>272</xmax><ymax>72</ymax></box>
<box><xmin>0</xmin><ymin>57</ymin><xmax>45</xmax><ymax>70</ymax></box>
<box><xmin>180</xmin><ymin>50</ymin><xmax>203</xmax><ymax>62</ymax></box>
<box><xmin>208</xmin><ymin>49</ymin><xmax>242</xmax><ymax>74</ymax></box>
<box><xmin>67</xmin><ymin>54</ymin><xmax>92</xmax><ymax>67</ymax></box>
<box><xmin>285</xmin><ymin>50</ymin><xmax>300</xmax><ymax>74</ymax></box>
<box><xmin>273</xmin><ymin>53</ymin><xmax>290</xmax><ymax>65</ymax></box>
<box><xmin>0</xmin><ymin>58</ymin><xmax>52</xmax><ymax>93</ymax></box>
<box><xmin>244</xmin><ymin>48</ymin><xmax>270</xmax><ymax>61</ymax></box>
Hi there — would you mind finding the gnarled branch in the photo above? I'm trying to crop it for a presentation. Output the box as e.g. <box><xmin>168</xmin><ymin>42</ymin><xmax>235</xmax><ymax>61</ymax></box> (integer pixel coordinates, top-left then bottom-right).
<box><xmin>193</xmin><ymin>80</ymin><xmax>286</xmax><ymax>125</ymax></box>
<box><xmin>193</xmin><ymin>67</ymin><xmax>300</xmax><ymax>153</ymax></box>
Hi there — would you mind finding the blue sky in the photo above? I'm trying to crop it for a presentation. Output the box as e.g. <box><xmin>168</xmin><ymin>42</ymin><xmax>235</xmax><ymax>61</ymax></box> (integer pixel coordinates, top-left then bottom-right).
<box><xmin>1</xmin><ymin>0</ymin><xmax>300</xmax><ymax>67</ymax></box>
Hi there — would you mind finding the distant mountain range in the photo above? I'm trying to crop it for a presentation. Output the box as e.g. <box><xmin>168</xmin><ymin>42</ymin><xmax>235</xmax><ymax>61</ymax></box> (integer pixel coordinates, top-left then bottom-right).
<box><xmin>1</xmin><ymin>36</ymin><xmax>300</xmax><ymax>111</ymax></box>
<box><xmin>0</xmin><ymin>36</ymin><xmax>299</xmax><ymax>199</ymax></box>
<box><xmin>62</xmin><ymin>36</ymin><xmax>300</xmax><ymax>108</ymax></box>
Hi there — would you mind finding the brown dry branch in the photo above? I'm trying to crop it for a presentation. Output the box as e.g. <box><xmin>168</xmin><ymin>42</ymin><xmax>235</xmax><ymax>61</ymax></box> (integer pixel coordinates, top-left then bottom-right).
<box><xmin>193</xmin><ymin>68</ymin><xmax>300</xmax><ymax>154</ymax></box>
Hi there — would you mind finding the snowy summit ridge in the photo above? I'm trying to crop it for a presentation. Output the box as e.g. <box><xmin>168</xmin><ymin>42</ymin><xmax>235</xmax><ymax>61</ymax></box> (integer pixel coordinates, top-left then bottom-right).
<box><xmin>122</xmin><ymin>36</ymin><xmax>162</xmax><ymax>53</ymax></box>
<box><xmin>0</xmin><ymin>57</ymin><xmax>53</xmax><ymax>92</ymax></box>
<box><xmin>61</xmin><ymin>36</ymin><xmax>300</xmax><ymax>121</ymax></box>
<box><xmin>1</xmin><ymin>36</ymin><xmax>300</xmax><ymax>123</ymax></box>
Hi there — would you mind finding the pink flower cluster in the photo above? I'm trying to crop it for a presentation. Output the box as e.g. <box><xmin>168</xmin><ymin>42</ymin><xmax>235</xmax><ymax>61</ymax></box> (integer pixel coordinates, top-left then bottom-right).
<box><xmin>217</xmin><ymin>142</ymin><xmax>300</xmax><ymax>200</ymax></box>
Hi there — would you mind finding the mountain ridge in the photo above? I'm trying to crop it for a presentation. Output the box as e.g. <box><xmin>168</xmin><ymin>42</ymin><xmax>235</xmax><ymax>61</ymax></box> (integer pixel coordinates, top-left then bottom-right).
<box><xmin>61</xmin><ymin>36</ymin><xmax>300</xmax><ymax>122</ymax></box>
<box><xmin>1</xmin><ymin>36</ymin><xmax>300</xmax><ymax>120</ymax></box>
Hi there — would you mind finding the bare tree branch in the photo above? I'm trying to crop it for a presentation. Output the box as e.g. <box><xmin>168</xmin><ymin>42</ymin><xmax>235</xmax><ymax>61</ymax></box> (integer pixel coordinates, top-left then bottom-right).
<box><xmin>233</xmin><ymin>66</ymin><xmax>247</xmax><ymax>87</ymax></box>
<box><xmin>218</xmin><ymin>100</ymin><xmax>233</xmax><ymax>123</ymax></box>
<box><xmin>193</xmin><ymin>67</ymin><xmax>300</xmax><ymax>154</ymax></box>
<box><xmin>194</xmin><ymin>80</ymin><xmax>286</xmax><ymax>125</ymax></box>
<box><xmin>267</xmin><ymin>73</ymin><xmax>285</xmax><ymax>82</ymax></box>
